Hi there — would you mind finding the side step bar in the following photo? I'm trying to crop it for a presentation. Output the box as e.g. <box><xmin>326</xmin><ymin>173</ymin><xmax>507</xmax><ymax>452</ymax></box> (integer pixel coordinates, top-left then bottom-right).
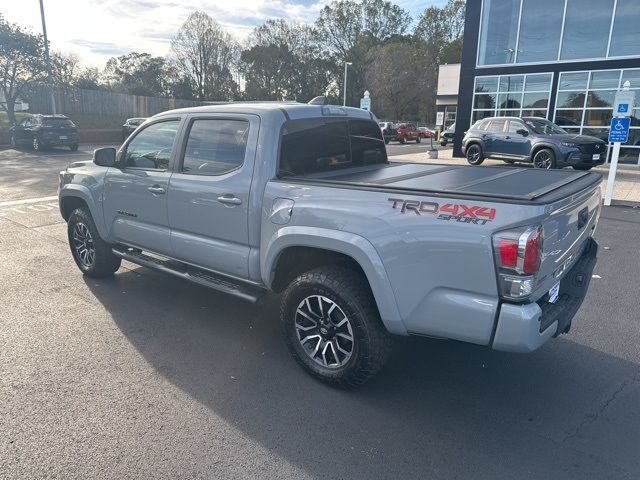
<box><xmin>112</xmin><ymin>246</ymin><xmax>266</xmax><ymax>304</ymax></box>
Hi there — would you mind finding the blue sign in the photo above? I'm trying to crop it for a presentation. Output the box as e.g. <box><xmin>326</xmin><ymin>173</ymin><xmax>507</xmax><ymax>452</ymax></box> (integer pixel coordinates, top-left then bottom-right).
<box><xmin>618</xmin><ymin>103</ymin><xmax>629</xmax><ymax>113</ymax></box>
<box><xmin>609</xmin><ymin>117</ymin><xmax>630</xmax><ymax>143</ymax></box>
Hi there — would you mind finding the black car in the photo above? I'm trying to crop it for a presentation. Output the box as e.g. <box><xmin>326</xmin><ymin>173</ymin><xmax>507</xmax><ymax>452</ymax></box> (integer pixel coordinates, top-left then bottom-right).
<box><xmin>440</xmin><ymin>122</ymin><xmax>455</xmax><ymax>146</ymax></box>
<box><xmin>122</xmin><ymin>117</ymin><xmax>147</xmax><ymax>141</ymax></box>
<box><xmin>10</xmin><ymin>114</ymin><xmax>79</xmax><ymax>151</ymax></box>
<box><xmin>461</xmin><ymin>116</ymin><xmax>607</xmax><ymax>170</ymax></box>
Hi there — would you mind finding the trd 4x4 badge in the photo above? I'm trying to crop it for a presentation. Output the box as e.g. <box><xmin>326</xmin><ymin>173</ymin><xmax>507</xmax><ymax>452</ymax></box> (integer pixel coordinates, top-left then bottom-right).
<box><xmin>388</xmin><ymin>198</ymin><xmax>496</xmax><ymax>225</ymax></box>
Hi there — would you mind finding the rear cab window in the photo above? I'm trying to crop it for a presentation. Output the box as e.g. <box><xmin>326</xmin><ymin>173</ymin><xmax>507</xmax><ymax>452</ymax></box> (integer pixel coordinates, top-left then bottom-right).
<box><xmin>278</xmin><ymin>118</ymin><xmax>387</xmax><ymax>176</ymax></box>
<box><xmin>43</xmin><ymin>118</ymin><xmax>75</xmax><ymax>127</ymax></box>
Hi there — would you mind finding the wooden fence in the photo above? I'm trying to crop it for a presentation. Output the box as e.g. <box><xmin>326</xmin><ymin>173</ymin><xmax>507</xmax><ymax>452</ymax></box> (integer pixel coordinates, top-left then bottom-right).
<box><xmin>26</xmin><ymin>86</ymin><xmax>206</xmax><ymax>118</ymax></box>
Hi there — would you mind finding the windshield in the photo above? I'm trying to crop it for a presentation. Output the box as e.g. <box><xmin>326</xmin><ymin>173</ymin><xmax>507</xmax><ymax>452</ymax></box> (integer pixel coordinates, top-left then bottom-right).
<box><xmin>525</xmin><ymin>118</ymin><xmax>568</xmax><ymax>135</ymax></box>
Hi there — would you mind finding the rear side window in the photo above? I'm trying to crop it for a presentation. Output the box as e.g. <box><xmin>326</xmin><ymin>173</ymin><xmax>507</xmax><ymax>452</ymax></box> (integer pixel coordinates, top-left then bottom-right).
<box><xmin>182</xmin><ymin>119</ymin><xmax>249</xmax><ymax>175</ymax></box>
<box><xmin>486</xmin><ymin>120</ymin><xmax>506</xmax><ymax>132</ymax></box>
<box><xmin>279</xmin><ymin>118</ymin><xmax>387</xmax><ymax>176</ymax></box>
<box><xmin>43</xmin><ymin>118</ymin><xmax>75</xmax><ymax>127</ymax></box>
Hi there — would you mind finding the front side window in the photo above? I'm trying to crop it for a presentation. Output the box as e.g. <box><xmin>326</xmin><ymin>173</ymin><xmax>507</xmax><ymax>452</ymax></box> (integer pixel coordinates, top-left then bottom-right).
<box><xmin>123</xmin><ymin>120</ymin><xmax>180</xmax><ymax>170</ymax></box>
<box><xmin>525</xmin><ymin>118</ymin><xmax>568</xmax><ymax>135</ymax></box>
<box><xmin>182</xmin><ymin>119</ymin><xmax>249</xmax><ymax>175</ymax></box>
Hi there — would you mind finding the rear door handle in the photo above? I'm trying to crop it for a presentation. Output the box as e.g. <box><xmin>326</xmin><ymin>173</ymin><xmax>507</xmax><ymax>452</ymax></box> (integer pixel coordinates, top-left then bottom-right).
<box><xmin>147</xmin><ymin>185</ymin><xmax>166</xmax><ymax>195</ymax></box>
<box><xmin>217</xmin><ymin>195</ymin><xmax>242</xmax><ymax>206</ymax></box>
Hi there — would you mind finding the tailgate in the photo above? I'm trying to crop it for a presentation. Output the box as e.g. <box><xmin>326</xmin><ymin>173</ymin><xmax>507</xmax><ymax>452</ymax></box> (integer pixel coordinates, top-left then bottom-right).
<box><xmin>534</xmin><ymin>183</ymin><xmax>601</xmax><ymax>300</ymax></box>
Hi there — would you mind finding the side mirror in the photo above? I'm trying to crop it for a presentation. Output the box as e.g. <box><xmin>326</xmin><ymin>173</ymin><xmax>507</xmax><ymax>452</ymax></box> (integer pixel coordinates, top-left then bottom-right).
<box><xmin>93</xmin><ymin>147</ymin><xmax>117</xmax><ymax>167</ymax></box>
<box><xmin>516</xmin><ymin>129</ymin><xmax>529</xmax><ymax>137</ymax></box>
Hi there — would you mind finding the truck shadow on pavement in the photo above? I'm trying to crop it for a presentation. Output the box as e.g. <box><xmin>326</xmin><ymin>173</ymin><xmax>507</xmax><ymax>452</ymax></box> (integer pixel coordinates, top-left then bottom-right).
<box><xmin>84</xmin><ymin>267</ymin><xmax>639</xmax><ymax>479</ymax></box>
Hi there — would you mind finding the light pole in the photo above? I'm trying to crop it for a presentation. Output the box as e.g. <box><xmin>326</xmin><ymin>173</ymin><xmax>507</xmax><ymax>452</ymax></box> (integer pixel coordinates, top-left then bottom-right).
<box><xmin>343</xmin><ymin>61</ymin><xmax>352</xmax><ymax>106</ymax></box>
<box><xmin>39</xmin><ymin>0</ymin><xmax>56</xmax><ymax>115</ymax></box>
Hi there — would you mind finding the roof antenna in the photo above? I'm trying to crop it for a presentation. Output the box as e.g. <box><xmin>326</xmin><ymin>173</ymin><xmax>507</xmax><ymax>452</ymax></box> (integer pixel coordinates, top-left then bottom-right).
<box><xmin>308</xmin><ymin>96</ymin><xmax>328</xmax><ymax>105</ymax></box>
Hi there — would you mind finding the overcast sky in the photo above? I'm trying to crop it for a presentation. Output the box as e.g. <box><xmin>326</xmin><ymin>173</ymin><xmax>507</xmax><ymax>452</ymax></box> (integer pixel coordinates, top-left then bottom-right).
<box><xmin>3</xmin><ymin>0</ymin><xmax>440</xmax><ymax>67</ymax></box>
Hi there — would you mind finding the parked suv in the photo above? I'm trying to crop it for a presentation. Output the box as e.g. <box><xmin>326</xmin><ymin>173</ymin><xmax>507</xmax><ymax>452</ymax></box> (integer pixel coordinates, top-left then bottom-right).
<box><xmin>462</xmin><ymin>117</ymin><xmax>606</xmax><ymax>170</ymax></box>
<box><xmin>440</xmin><ymin>123</ymin><xmax>455</xmax><ymax>146</ymax></box>
<box><xmin>10</xmin><ymin>114</ymin><xmax>79</xmax><ymax>151</ymax></box>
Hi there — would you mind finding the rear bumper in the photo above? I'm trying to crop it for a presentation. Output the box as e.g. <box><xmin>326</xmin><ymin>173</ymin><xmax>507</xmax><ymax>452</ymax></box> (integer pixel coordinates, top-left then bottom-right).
<box><xmin>492</xmin><ymin>237</ymin><xmax>598</xmax><ymax>353</ymax></box>
<box><xmin>41</xmin><ymin>135</ymin><xmax>78</xmax><ymax>146</ymax></box>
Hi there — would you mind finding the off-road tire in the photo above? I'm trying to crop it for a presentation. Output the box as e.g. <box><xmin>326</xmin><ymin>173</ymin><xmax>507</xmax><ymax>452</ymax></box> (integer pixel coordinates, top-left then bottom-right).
<box><xmin>281</xmin><ymin>266</ymin><xmax>393</xmax><ymax>388</ymax></box>
<box><xmin>67</xmin><ymin>208</ymin><xmax>121</xmax><ymax>277</ymax></box>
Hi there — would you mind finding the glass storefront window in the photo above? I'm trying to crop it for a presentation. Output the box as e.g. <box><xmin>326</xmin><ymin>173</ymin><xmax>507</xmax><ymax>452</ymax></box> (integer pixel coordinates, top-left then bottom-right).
<box><xmin>499</xmin><ymin>75</ymin><xmax>524</xmax><ymax>92</ymax></box>
<box><xmin>472</xmin><ymin>74</ymin><xmax>552</xmax><ymax>123</ymax></box>
<box><xmin>516</xmin><ymin>0</ymin><xmax>563</xmax><ymax>63</ymax></box>
<box><xmin>586</xmin><ymin>90</ymin><xmax>615</xmax><ymax>108</ymax></box>
<box><xmin>554</xmin><ymin>110</ymin><xmax>583</xmax><ymax>126</ymax></box>
<box><xmin>584</xmin><ymin>110</ymin><xmax>612</xmax><ymax>127</ymax></box>
<box><xmin>522</xmin><ymin>92</ymin><xmax>548</xmax><ymax>109</ymax></box>
<box><xmin>559</xmin><ymin>72</ymin><xmax>589</xmax><ymax>91</ymax></box>
<box><xmin>560</xmin><ymin>0</ymin><xmax>614</xmax><ymax>60</ymax></box>
<box><xmin>582</xmin><ymin>128</ymin><xmax>609</xmax><ymax>142</ymax></box>
<box><xmin>477</xmin><ymin>0</ymin><xmax>521</xmax><ymax>65</ymax></box>
<box><xmin>556</xmin><ymin>92</ymin><xmax>586</xmax><ymax>109</ymax></box>
<box><xmin>609</xmin><ymin>0</ymin><xmax>640</xmax><ymax>58</ymax></box>
<box><xmin>524</xmin><ymin>74</ymin><xmax>552</xmax><ymax>92</ymax></box>
<box><xmin>615</xmin><ymin>147</ymin><xmax>640</xmax><ymax>165</ymax></box>
<box><xmin>621</xmin><ymin>70</ymin><xmax>640</xmax><ymax>89</ymax></box>
<box><xmin>589</xmin><ymin>71</ymin><xmax>620</xmax><ymax>89</ymax></box>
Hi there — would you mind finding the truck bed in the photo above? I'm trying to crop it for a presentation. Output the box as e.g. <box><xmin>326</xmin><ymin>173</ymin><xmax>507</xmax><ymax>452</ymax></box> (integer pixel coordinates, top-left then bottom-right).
<box><xmin>285</xmin><ymin>162</ymin><xmax>602</xmax><ymax>205</ymax></box>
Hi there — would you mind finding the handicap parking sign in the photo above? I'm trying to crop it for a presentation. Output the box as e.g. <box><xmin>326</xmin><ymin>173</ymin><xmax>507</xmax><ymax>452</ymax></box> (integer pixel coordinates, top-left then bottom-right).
<box><xmin>609</xmin><ymin>117</ymin><xmax>630</xmax><ymax>143</ymax></box>
<box><xmin>618</xmin><ymin>103</ymin><xmax>629</xmax><ymax>113</ymax></box>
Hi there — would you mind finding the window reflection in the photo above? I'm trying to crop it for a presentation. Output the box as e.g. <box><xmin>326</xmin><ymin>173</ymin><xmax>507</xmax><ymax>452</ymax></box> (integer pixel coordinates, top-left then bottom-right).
<box><xmin>609</xmin><ymin>0</ymin><xmax>640</xmax><ymax>57</ymax></box>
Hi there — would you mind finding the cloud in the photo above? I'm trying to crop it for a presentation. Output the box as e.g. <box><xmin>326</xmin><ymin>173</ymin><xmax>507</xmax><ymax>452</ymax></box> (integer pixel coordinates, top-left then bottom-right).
<box><xmin>69</xmin><ymin>39</ymin><xmax>130</xmax><ymax>56</ymax></box>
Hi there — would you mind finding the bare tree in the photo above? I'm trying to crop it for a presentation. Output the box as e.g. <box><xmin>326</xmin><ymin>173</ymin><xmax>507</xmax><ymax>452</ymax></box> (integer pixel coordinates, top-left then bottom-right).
<box><xmin>171</xmin><ymin>11</ymin><xmax>239</xmax><ymax>101</ymax></box>
<box><xmin>0</xmin><ymin>15</ymin><xmax>46</xmax><ymax>125</ymax></box>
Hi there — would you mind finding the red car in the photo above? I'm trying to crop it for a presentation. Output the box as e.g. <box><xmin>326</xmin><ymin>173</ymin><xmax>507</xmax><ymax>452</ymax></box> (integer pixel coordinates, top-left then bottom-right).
<box><xmin>417</xmin><ymin>126</ymin><xmax>433</xmax><ymax>138</ymax></box>
<box><xmin>394</xmin><ymin>123</ymin><xmax>421</xmax><ymax>144</ymax></box>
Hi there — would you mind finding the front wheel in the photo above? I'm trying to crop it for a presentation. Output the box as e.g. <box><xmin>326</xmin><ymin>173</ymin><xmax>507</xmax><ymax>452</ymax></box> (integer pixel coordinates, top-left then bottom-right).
<box><xmin>465</xmin><ymin>144</ymin><xmax>485</xmax><ymax>165</ymax></box>
<box><xmin>399</xmin><ymin>137</ymin><xmax>406</xmax><ymax>144</ymax></box>
<box><xmin>533</xmin><ymin>148</ymin><xmax>557</xmax><ymax>169</ymax></box>
<box><xmin>67</xmin><ymin>208</ymin><xmax>121</xmax><ymax>277</ymax></box>
<box><xmin>281</xmin><ymin>266</ymin><xmax>393</xmax><ymax>388</ymax></box>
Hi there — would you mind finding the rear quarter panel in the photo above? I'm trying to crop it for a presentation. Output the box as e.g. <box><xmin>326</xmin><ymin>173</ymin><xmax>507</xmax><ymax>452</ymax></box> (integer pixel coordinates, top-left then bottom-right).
<box><xmin>262</xmin><ymin>180</ymin><xmax>549</xmax><ymax>344</ymax></box>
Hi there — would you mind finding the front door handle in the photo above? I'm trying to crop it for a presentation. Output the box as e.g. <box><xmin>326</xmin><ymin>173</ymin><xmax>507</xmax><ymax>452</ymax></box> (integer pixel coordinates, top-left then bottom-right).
<box><xmin>217</xmin><ymin>195</ymin><xmax>242</xmax><ymax>206</ymax></box>
<box><xmin>147</xmin><ymin>185</ymin><xmax>166</xmax><ymax>195</ymax></box>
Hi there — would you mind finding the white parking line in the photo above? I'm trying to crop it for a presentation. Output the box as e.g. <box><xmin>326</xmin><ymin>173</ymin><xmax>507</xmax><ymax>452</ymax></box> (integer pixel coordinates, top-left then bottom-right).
<box><xmin>0</xmin><ymin>195</ymin><xmax>58</xmax><ymax>208</ymax></box>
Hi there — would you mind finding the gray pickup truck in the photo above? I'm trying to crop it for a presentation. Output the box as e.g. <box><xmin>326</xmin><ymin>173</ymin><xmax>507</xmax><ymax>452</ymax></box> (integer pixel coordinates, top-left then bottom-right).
<box><xmin>58</xmin><ymin>103</ymin><xmax>601</xmax><ymax>386</ymax></box>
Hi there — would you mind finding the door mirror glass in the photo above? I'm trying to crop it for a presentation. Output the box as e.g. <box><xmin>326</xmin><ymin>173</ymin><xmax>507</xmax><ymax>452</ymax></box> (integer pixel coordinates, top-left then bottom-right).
<box><xmin>516</xmin><ymin>129</ymin><xmax>529</xmax><ymax>136</ymax></box>
<box><xmin>93</xmin><ymin>147</ymin><xmax>117</xmax><ymax>167</ymax></box>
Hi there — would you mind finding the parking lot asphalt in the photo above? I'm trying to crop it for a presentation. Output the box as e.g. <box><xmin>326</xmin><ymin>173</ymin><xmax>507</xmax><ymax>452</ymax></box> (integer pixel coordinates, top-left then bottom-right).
<box><xmin>1</xmin><ymin>146</ymin><xmax>639</xmax><ymax>479</ymax></box>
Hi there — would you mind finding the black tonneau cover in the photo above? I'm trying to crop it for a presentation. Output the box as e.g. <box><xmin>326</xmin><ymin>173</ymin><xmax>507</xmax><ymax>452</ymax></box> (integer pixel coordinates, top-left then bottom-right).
<box><xmin>285</xmin><ymin>162</ymin><xmax>602</xmax><ymax>204</ymax></box>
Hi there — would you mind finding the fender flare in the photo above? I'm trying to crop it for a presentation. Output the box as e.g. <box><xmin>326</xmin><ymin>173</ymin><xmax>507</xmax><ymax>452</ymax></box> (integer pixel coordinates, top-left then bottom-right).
<box><xmin>531</xmin><ymin>142</ymin><xmax>562</xmax><ymax>163</ymax></box>
<box><xmin>59</xmin><ymin>185</ymin><xmax>107</xmax><ymax>238</ymax></box>
<box><xmin>262</xmin><ymin>226</ymin><xmax>406</xmax><ymax>335</ymax></box>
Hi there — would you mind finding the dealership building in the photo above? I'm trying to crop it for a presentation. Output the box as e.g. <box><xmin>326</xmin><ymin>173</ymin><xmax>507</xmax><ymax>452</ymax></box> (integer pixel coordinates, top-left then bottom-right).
<box><xmin>454</xmin><ymin>0</ymin><xmax>640</xmax><ymax>165</ymax></box>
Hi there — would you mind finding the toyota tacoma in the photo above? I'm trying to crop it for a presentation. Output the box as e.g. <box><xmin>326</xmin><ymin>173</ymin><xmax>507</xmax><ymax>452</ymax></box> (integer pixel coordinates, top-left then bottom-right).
<box><xmin>59</xmin><ymin>103</ymin><xmax>601</xmax><ymax>386</ymax></box>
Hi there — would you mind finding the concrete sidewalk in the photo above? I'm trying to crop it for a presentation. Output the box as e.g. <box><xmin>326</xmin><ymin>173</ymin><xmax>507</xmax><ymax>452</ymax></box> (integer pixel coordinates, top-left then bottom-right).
<box><xmin>391</xmin><ymin>149</ymin><xmax>640</xmax><ymax>205</ymax></box>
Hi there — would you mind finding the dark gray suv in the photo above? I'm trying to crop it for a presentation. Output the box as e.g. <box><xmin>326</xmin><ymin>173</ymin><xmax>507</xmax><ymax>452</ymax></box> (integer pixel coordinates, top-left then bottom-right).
<box><xmin>461</xmin><ymin>117</ymin><xmax>607</xmax><ymax>170</ymax></box>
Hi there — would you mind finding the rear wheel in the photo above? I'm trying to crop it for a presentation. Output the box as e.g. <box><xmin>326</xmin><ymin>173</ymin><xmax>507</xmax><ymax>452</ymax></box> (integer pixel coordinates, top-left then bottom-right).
<box><xmin>67</xmin><ymin>208</ymin><xmax>121</xmax><ymax>277</ymax></box>
<box><xmin>465</xmin><ymin>144</ymin><xmax>485</xmax><ymax>165</ymax></box>
<box><xmin>281</xmin><ymin>266</ymin><xmax>393</xmax><ymax>387</ymax></box>
<box><xmin>533</xmin><ymin>148</ymin><xmax>556</xmax><ymax>169</ymax></box>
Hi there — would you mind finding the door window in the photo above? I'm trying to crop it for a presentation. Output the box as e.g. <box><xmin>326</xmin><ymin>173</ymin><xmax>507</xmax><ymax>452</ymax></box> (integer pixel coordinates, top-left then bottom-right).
<box><xmin>182</xmin><ymin>119</ymin><xmax>249</xmax><ymax>175</ymax></box>
<box><xmin>486</xmin><ymin>120</ymin><xmax>506</xmax><ymax>132</ymax></box>
<box><xmin>507</xmin><ymin>120</ymin><xmax>527</xmax><ymax>133</ymax></box>
<box><xmin>123</xmin><ymin>120</ymin><xmax>180</xmax><ymax>170</ymax></box>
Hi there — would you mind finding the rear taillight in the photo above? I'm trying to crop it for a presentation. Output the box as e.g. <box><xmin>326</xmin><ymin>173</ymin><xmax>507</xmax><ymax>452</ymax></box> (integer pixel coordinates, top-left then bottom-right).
<box><xmin>493</xmin><ymin>226</ymin><xmax>543</xmax><ymax>300</ymax></box>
